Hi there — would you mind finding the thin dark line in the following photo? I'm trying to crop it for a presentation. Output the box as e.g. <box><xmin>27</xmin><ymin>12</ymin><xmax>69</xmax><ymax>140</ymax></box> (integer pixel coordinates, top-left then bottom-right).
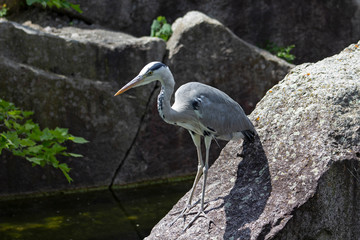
<box><xmin>109</xmin><ymin>83</ymin><xmax>159</xmax><ymax>189</ymax></box>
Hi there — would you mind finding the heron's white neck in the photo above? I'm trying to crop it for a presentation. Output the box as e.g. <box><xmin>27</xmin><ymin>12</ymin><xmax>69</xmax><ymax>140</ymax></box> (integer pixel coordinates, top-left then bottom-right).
<box><xmin>157</xmin><ymin>69</ymin><xmax>176</xmax><ymax>124</ymax></box>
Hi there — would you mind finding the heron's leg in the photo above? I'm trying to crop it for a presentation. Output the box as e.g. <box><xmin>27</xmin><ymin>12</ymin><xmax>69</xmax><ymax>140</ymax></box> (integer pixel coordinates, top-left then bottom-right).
<box><xmin>183</xmin><ymin>136</ymin><xmax>215</xmax><ymax>231</ymax></box>
<box><xmin>200</xmin><ymin>136</ymin><xmax>211</xmax><ymax>211</ymax></box>
<box><xmin>186</xmin><ymin>132</ymin><xmax>204</xmax><ymax>207</ymax></box>
<box><xmin>170</xmin><ymin>131</ymin><xmax>203</xmax><ymax>226</ymax></box>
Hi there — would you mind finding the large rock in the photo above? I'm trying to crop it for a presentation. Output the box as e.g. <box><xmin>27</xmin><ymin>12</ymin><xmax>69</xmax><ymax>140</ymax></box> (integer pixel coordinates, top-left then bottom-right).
<box><xmin>145</xmin><ymin>42</ymin><xmax>360</xmax><ymax>239</ymax></box>
<box><xmin>0</xmin><ymin>19</ymin><xmax>165</xmax><ymax>82</ymax></box>
<box><xmin>112</xmin><ymin>11</ymin><xmax>292</xmax><ymax>185</ymax></box>
<box><xmin>0</xmin><ymin>19</ymin><xmax>166</xmax><ymax>195</ymax></box>
<box><xmin>54</xmin><ymin>0</ymin><xmax>360</xmax><ymax>63</ymax></box>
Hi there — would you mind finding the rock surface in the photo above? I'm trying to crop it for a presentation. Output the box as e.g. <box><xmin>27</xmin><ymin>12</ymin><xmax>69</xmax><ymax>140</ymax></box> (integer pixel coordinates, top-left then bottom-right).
<box><xmin>0</xmin><ymin>19</ymin><xmax>165</xmax><ymax>82</ymax></box>
<box><xmin>112</xmin><ymin>11</ymin><xmax>292</xmax><ymax>185</ymax></box>
<box><xmin>145</xmin><ymin>42</ymin><xmax>360</xmax><ymax>239</ymax></box>
<box><xmin>52</xmin><ymin>0</ymin><xmax>360</xmax><ymax>63</ymax></box>
<box><xmin>0</xmin><ymin>19</ymin><xmax>165</xmax><ymax>195</ymax></box>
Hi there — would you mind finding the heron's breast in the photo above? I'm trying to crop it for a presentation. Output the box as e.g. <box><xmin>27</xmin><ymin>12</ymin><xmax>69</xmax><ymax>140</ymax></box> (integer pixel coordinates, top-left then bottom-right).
<box><xmin>175</xmin><ymin>122</ymin><xmax>202</xmax><ymax>135</ymax></box>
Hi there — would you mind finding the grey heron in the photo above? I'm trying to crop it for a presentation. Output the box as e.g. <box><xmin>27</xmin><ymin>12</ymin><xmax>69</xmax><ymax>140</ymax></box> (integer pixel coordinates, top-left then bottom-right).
<box><xmin>114</xmin><ymin>62</ymin><xmax>255</xmax><ymax>231</ymax></box>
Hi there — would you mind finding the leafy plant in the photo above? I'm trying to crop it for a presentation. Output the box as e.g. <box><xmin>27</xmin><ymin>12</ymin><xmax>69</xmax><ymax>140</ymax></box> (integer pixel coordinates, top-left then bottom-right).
<box><xmin>264</xmin><ymin>42</ymin><xmax>296</xmax><ymax>63</ymax></box>
<box><xmin>26</xmin><ymin>0</ymin><xmax>82</xmax><ymax>13</ymax></box>
<box><xmin>0</xmin><ymin>3</ymin><xmax>8</xmax><ymax>17</ymax></box>
<box><xmin>0</xmin><ymin>99</ymin><xmax>88</xmax><ymax>182</ymax></box>
<box><xmin>150</xmin><ymin>16</ymin><xmax>173</xmax><ymax>41</ymax></box>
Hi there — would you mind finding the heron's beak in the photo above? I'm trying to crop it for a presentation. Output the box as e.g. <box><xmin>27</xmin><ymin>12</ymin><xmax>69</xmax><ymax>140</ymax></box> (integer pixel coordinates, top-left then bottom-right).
<box><xmin>114</xmin><ymin>75</ymin><xmax>144</xmax><ymax>96</ymax></box>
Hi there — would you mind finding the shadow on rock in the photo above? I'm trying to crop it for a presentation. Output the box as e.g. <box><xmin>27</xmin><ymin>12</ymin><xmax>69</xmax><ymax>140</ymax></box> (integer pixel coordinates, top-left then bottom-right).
<box><xmin>223</xmin><ymin>135</ymin><xmax>271</xmax><ymax>239</ymax></box>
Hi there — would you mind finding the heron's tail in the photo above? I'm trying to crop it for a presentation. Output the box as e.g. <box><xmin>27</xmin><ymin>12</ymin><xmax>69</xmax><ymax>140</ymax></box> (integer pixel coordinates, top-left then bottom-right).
<box><xmin>242</xmin><ymin>130</ymin><xmax>255</xmax><ymax>142</ymax></box>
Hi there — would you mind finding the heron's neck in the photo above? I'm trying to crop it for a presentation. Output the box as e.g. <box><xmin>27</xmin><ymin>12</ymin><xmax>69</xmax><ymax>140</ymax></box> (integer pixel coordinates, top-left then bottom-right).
<box><xmin>157</xmin><ymin>72</ymin><xmax>176</xmax><ymax>124</ymax></box>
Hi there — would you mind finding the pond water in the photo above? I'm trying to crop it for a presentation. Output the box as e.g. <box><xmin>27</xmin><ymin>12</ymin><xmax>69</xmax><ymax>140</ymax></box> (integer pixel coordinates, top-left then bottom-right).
<box><xmin>0</xmin><ymin>180</ymin><xmax>193</xmax><ymax>240</ymax></box>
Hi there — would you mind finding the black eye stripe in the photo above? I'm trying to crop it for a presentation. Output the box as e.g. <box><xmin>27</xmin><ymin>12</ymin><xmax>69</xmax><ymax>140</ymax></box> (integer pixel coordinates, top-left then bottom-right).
<box><xmin>148</xmin><ymin>62</ymin><xmax>166</xmax><ymax>72</ymax></box>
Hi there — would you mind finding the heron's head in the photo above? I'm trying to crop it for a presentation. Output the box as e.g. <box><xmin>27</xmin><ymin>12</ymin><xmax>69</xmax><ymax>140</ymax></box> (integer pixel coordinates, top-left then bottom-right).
<box><xmin>114</xmin><ymin>62</ymin><xmax>169</xmax><ymax>96</ymax></box>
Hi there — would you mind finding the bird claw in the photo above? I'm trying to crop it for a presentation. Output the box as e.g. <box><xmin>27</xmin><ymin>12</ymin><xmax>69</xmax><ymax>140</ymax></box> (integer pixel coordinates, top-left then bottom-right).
<box><xmin>169</xmin><ymin>201</ymin><xmax>199</xmax><ymax>227</ymax></box>
<box><xmin>170</xmin><ymin>200</ymin><xmax>199</xmax><ymax>216</ymax></box>
<box><xmin>182</xmin><ymin>210</ymin><xmax>215</xmax><ymax>232</ymax></box>
<box><xmin>170</xmin><ymin>202</ymin><xmax>215</xmax><ymax>232</ymax></box>
<box><xmin>169</xmin><ymin>207</ymin><xmax>187</xmax><ymax>227</ymax></box>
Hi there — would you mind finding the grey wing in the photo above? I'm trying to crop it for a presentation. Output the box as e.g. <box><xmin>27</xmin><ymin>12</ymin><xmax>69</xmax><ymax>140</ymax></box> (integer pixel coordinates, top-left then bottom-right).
<box><xmin>174</xmin><ymin>82</ymin><xmax>255</xmax><ymax>140</ymax></box>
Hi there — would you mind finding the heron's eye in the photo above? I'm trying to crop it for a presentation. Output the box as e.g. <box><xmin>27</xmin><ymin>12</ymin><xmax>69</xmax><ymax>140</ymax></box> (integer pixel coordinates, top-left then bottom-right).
<box><xmin>148</xmin><ymin>71</ymin><xmax>153</xmax><ymax>76</ymax></box>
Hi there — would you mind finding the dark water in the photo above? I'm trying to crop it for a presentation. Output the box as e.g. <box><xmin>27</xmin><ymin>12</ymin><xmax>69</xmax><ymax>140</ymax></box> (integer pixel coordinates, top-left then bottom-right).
<box><xmin>0</xmin><ymin>180</ymin><xmax>193</xmax><ymax>240</ymax></box>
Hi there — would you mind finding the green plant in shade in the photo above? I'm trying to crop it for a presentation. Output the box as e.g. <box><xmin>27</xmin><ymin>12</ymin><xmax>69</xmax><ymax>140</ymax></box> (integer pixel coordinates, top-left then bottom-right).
<box><xmin>0</xmin><ymin>3</ymin><xmax>8</xmax><ymax>17</ymax></box>
<box><xmin>26</xmin><ymin>0</ymin><xmax>82</xmax><ymax>13</ymax></box>
<box><xmin>264</xmin><ymin>42</ymin><xmax>296</xmax><ymax>63</ymax></box>
<box><xmin>0</xmin><ymin>99</ymin><xmax>88</xmax><ymax>182</ymax></box>
<box><xmin>150</xmin><ymin>16</ymin><xmax>172</xmax><ymax>41</ymax></box>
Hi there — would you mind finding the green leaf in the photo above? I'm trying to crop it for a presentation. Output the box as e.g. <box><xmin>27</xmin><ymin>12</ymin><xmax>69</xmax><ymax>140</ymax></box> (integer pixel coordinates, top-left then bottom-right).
<box><xmin>55</xmin><ymin>127</ymin><xmax>69</xmax><ymax>136</ymax></box>
<box><xmin>70</xmin><ymin>3</ymin><xmax>83</xmax><ymax>13</ymax></box>
<box><xmin>7</xmin><ymin>110</ymin><xmax>23</xmax><ymax>119</ymax></box>
<box><xmin>22</xmin><ymin>111</ymin><xmax>34</xmax><ymax>118</ymax></box>
<box><xmin>51</xmin><ymin>158</ymin><xmax>59</xmax><ymax>167</ymax></box>
<box><xmin>68</xmin><ymin>136</ymin><xmax>89</xmax><ymax>144</ymax></box>
<box><xmin>59</xmin><ymin>163</ymin><xmax>70</xmax><ymax>172</ymax></box>
<box><xmin>156</xmin><ymin>16</ymin><xmax>166</xmax><ymax>23</ymax></box>
<box><xmin>50</xmin><ymin>127</ymin><xmax>68</xmax><ymax>141</ymax></box>
<box><xmin>50</xmin><ymin>0</ymin><xmax>61</xmax><ymax>8</ymax></box>
<box><xmin>40</xmin><ymin>128</ymin><xmax>54</xmax><ymax>141</ymax></box>
<box><xmin>26</xmin><ymin>157</ymin><xmax>43</xmax><ymax>165</ymax></box>
<box><xmin>50</xmin><ymin>143</ymin><xmax>67</xmax><ymax>153</ymax></box>
<box><xmin>28</xmin><ymin>127</ymin><xmax>43</xmax><ymax>142</ymax></box>
<box><xmin>263</xmin><ymin>42</ymin><xmax>295</xmax><ymax>63</ymax></box>
<box><xmin>67</xmin><ymin>152</ymin><xmax>83</xmax><ymax>158</ymax></box>
<box><xmin>59</xmin><ymin>163</ymin><xmax>73</xmax><ymax>183</ymax></box>
<box><xmin>12</xmin><ymin>121</ymin><xmax>21</xmax><ymax>130</ymax></box>
<box><xmin>151</xmin><ymin>20</ymin><xmax>161</xmax><ymax>37</ymax></box>
<box><xmin>26</xmin><ymin>0</ymin><xmax>40</xmax><ymax>5</ymax></box>
<box><xmin>20</xmin><ymin>139</ymin><xmax>36</xmax><ymax>147</ymax></box>
<box><xmin>0</xmin><ymin>134</ymin><xmax>10</xmax><ymax>152</ymax></box>
<box><xmin>4</xmin><ymin>120</ymin><xmax>12</xmax><ymax>129</ymax></box>
<box><xmin>150</xmin><ymin>16</ymin><xmax>172</xmax><ymax>41</ymax></box>
<box><xmin>3</xmin><ymin>131</ymin><xmax>21</xmax><ymax>148</ymax></box>
<box><xmin>24</xmin><ymin>121</ymin><xmax>36</xmax><ymax>131</ymax></box>
<box><xmin>27</xmin><ymin>145</ymin><xmax>43</xmax><ymax>154</ymax></box>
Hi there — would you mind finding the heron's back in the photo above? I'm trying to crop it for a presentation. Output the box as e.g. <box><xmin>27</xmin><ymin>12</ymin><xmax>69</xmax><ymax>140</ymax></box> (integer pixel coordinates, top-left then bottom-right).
<box><xmin>172</xmin><ymin>82</ymin><xmax>255</xmax><ymax>141</ymax></box>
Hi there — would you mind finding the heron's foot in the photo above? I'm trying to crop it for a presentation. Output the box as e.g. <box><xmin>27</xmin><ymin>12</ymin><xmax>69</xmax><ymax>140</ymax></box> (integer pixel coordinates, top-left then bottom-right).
<box><xmin>169</xmin><ymin>201</ymin><xmax>199</xmax><ymax>227</ymax></box>
<box><xmin>183</xmin><ymin>210</ymin><xmax>215</xmax><ymax>232</ymax></box>
<box><xmin>170</xmin><ymin>199</ymin><xmax>200</xmax><ymax>216</ymax></box>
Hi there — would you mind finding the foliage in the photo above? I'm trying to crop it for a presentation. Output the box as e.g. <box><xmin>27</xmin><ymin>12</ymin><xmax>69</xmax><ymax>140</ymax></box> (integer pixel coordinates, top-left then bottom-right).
<box><xmin>150</xmin><ymin>16</ymin><xmax>172</xmax><ymax>41</ymax></box>
<box><xmin>0</xmin><ymin>3</ymin><xmax>8</xmax><ymax>17</ymax></box>
<box><xmin>26</xmin><ymin>0</ymin><xmax>82</xmax><ymax>13</ymax></box>
<box><xmin>264</xmin><ymin>42</ymin><xmax>296</xmax><ymax>63</ymax></box>
<box><xmin>0</xmin><ymin>99</ymin><xmax>88</xmax><ymax>182</ymax></box>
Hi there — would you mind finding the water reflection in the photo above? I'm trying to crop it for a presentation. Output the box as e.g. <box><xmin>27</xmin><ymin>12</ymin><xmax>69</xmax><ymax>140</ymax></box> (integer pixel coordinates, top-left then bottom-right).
<box><xmin>0</xmin><ymin>180</ymin><xmax>193</xmax><ymax>240</ymax></box>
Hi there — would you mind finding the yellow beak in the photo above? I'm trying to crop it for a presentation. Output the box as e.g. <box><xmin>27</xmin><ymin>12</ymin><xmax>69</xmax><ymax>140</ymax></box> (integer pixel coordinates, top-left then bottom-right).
<box><xmin>114</xmin><ymin>75</ymin><xmax>143</xmax><ymax>96</ymax></box>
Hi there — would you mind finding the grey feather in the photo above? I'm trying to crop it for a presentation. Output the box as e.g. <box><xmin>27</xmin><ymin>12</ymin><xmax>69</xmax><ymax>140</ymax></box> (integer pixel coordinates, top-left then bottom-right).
<box><xmin>171</xmin><ymin>82</ymin><xmax>255</xmax><ymax>141</ymax></box>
